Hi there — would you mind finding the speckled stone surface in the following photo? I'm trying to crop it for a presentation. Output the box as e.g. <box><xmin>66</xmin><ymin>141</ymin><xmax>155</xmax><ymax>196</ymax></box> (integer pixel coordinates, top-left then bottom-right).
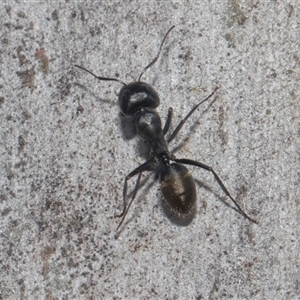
<box><xmin>1</xmin><ymin>2</ymin><xmax>299</xmax><ymax>299</ymax></box>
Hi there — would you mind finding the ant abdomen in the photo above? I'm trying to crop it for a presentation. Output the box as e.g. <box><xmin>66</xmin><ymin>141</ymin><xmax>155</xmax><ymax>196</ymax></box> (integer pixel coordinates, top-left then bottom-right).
<box><xmin>160</xmin><ymin>163</ymin><xmax>196</xmax><ymax>217</ymax></box>
<box><xmin>118</xmin><ymin>82</ymin><xmax>160</xmax><ymax>116</ymax></box>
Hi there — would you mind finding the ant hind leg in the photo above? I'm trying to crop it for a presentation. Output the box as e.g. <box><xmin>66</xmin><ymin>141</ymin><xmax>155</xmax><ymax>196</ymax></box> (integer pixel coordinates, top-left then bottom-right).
<box><xmin>174</xmin><ymin>158</ymin><xmax>258</xmax><ymax>224</ymax></box>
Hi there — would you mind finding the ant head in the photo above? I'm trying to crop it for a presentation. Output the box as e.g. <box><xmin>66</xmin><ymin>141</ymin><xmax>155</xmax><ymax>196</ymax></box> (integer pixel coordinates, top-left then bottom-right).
<box><xmin>75</xmin><ymin>26</ymin><xmax>175</xmax><ymax>117</ymax></box>
<box><xmin>118</xmin><ymin>26</ymin><xmax>175</xmax><ymax>117</ymax></box>
<box><xmin>118</xmin><ymin>81</ymin><xmax>160</xmax><ymax>116</ymax></box>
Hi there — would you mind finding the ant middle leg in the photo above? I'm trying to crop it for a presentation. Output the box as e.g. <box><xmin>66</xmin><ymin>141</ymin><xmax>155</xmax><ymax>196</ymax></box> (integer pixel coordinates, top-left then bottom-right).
<box><xmin>167</xmin><ymin>87</ymin><xmax>218</xmax><ymax>143</ymax></box>
<box><xmin>174</xmin><ymin>158</ymin><xmax>258</xmax><ymax>224</ymax></box>
<box><xmin>115</xmin><ymin>159</ymin><xmax>154</xmax><ymax>231</ymax></box>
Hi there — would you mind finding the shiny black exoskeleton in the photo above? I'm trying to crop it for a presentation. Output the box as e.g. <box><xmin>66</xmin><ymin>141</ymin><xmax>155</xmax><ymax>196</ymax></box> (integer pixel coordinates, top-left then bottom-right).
<box><xmin>75</xmin><ymin>26</ymin><xmax>258</xmax><ymax>232</ymax></box>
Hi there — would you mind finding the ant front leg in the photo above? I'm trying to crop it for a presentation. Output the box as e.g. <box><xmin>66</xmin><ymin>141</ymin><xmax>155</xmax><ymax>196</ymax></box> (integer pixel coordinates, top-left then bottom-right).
<box><xmin>163</xmin><ymin>107</ymin><xmax>173</xmax><ymax>135</ymax></box>
<box><xmin>115</xmin><ymin>159</ymin><xmax>154</xmax><ymax>231</ymax></box>
<box><xmin>174</xmin><ymin>158</ymin><xmax>258</xmax><ymax>224</ymax></box>
<box><xmin>167</xmin><ymin>87</ymin><xmax>218</xmax><ymax>143</ymax></box>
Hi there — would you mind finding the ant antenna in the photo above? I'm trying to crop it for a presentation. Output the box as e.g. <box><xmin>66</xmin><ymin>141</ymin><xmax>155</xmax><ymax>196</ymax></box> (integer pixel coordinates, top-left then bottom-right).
<box><xmin>74</xmin><ymin>65</ymin><xmax>126</xmax><ymax>86</ymax></box>
<box><xmin>137</xmin><ymin>25</ymin><xmax>175</xmax><ymax>82</ymax></box>
<box><xmin>75</xmin><ymin>26</ymin><xmax>175</xmax><ymax>86</ymax></box>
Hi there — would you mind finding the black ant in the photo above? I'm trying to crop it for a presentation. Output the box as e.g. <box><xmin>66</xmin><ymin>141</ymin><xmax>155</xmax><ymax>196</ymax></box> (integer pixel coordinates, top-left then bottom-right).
<box><xmin>75</xmin><ymin>25</ymin><xmax>258</xmax><ymax>232</ymax></box>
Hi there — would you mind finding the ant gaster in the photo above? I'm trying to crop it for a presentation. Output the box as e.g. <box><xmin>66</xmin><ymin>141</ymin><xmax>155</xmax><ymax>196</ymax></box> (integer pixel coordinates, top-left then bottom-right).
<box><xmin>75</xmin><ymin>25</ymin><xmax>258</xmax><ymax>231</ymax></box>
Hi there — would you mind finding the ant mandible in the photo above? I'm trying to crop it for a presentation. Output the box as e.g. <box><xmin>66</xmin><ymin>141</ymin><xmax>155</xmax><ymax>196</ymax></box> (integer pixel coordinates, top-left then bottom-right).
<box><xmin>75</xmin><ymin>25</ymin><xmax>258</xmax><ymax>231</ymax></box>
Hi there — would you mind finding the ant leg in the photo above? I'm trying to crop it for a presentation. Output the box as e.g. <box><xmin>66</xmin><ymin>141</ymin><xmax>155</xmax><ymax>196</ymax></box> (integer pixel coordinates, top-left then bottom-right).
<box><xmin>167</xmin><ymin>87</ymin><xmax>218</xmax><ymax>143</ymax></box>
<box><xmin>115</xmin><ymin>159</ymin><xmax>154</xmax><ymax>231</ymax></box>
<box><xmin>115</xmin><ymin>172</ymin><xmax>142</xmax><ymax>218</ymax></box>
<box><xmin>115</xmin><ymin>172</ymin><xmax>142</xmax><ymax>232</ymax></box>
<box><xmin>163</xmin><ymin>107</ymin><xmax>173</xmax><ymax>135</ymax></box>
<box><xmin>174</xmin><ymin>158</ymin><xmax>258</xmax><ymax>224</ymax></box>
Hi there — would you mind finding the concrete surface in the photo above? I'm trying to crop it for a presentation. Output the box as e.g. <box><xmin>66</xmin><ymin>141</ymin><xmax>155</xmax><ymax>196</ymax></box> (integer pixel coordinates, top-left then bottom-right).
<box><xmin>0</xmin><ymin>1</ymin><xmax>299</xmax><ymax>299</ymax></box>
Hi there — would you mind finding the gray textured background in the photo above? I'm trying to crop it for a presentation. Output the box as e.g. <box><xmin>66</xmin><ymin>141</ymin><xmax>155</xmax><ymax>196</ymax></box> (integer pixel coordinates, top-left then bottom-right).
<box><xmin>1</xmin><ymin>1</ymin><xmax>299</xmax><ymax>299</ymax></box>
